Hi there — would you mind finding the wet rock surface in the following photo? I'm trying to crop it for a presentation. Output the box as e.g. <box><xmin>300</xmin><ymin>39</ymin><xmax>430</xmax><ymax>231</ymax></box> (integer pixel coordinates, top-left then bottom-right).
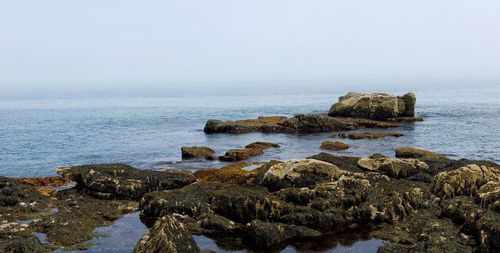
<box><xmin>181</xmin><ymin>146</ymin><xmax>217</xmax><ymax>160</ymax></box>
<box><xmin>334</xmin><ymin>132</ymin><xmax>403</xmax><ymax>139</ymax></box>
<box><xmin>57</xmin><ymin>163</ymin><xmax>197</xmax><ymax>199</ymax></box>
<box><xmin>396</xmin><ymin>147</ymin><xmax>445</xmax><ymax>159</ymax></box>
<box><xmin>219</xmin><ymin>142</ymin><xmax>280</xmax><ymax>161</ymax></box>
<box><xmin>320</xmin><ymin>140</ymin><xmax>349</xmax><ymax>150</ymax></box>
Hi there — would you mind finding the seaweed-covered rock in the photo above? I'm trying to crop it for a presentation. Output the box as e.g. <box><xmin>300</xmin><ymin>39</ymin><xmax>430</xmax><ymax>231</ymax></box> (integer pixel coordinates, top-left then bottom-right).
<box><xmin>357</xmin><ymin>157</ymin><xmax>428</xmax><ymax>178</ymax></box>
<box><xmin>320</xmin><ymin>141</ymin><xmax>349</xmax><ymax>150</ymax></box>
<box><xmin>219</xmin><ymin>142</ymin><xmax>280</xmax><ymax>161</ymax></box>
<box><xmin>57</xmin><ymin>164</ymin><xmax>197</xmax><ymax>199</ymax></box>
<box><xmin>395</xmin><ymin>147</ymin><xmax>444</xmax><ymax>159</ymax></box>
<box><xmin>246</xmin><ymin>219</ymin><xmax>321</xmax><ymax>248</ymax></box>
<box><xmin>262</xmin><ymin>159</ymin><xmax>347</xmax><ymax>191</ymax></box>
<box><xmin>133</xmin><ymin>215</ymin><xmax>200</xmax><ymax>253</ymax></box>
<box><xmin>194</xmin><ymin>162</ymin><xmax>254</xmax><ymax>185</ymax></box>
<box><xmin>181</xmin><ymin>147</ymin><xmax>217</xmax><ymax>160</ymax></box>
<box><xmin>334</xmin><ymin>132</ymin><xmax>403</xmax><ymax>139</ymax></box>
<box><xmin>329</xmin><ymin>92</ymin><xmax>416</xmax><ymax>119</ymax></box>
<box><xmin>441</xmin><ymin>197</ymin><xmax>500</xmax><ymax>252</ymax></box>
<box><xmin>432</xmin><ymin>164</ymin><xmax>500</xmax><ymax>199</ymax></box>
<box><xmin>140</xmin><ymin>183</ymin><xmax>217</xmax><ymax>222</ymax></box>
<box><xmin>306</xmin><ymin>153</ymin><xmax>362</xmax><ymax>173</ymax></box>
<box><xmin>210</xmin><ymin>186</ymin><xmax>289</xmax><ymax>223</ymax></box>
<box><xmin>279</xmin><ymin>114</ymin><xmax>357</xmax><ymax>133</ymax></box>
<box><xmin>478</xmin><ymin>181</ymin><xmax>500</xmax><ymax>211</ymax></box>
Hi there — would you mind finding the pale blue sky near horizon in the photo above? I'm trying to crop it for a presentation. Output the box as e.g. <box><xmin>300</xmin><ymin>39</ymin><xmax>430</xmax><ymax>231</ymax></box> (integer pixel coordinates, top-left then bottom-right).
<box><xmin>1</xmin><ymin>0</ymin><xmax>499</xmax><ymax>97</ymax></box>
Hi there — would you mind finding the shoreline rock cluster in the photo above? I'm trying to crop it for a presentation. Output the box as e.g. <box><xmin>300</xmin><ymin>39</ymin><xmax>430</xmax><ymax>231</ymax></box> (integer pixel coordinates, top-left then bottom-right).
<box><xmin>1</xmin><ymin>91</ymin><xmax>498</xmax><ymax>253</ymax></box>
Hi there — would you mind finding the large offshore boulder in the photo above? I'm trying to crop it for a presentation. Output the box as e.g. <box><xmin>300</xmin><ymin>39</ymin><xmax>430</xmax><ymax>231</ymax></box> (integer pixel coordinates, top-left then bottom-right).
<box><xmin>57</xmin><ymin>164</ymin><xmax>197</xmax><ymax>199</ymax></box>
<box><xmin>133</xmin><ymin>215</ymin><xmax>200</xmax><ymax>253</ymax></box>
<box><xmin>328</xmin><ymin>92</ymin><xmax>416</xmax><ymax>119</ymax></box>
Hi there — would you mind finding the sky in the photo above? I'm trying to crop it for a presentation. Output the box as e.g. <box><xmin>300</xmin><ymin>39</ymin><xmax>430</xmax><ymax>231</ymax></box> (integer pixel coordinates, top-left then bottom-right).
<box><xmin>1</xmin><ymin>0</ymin><xmax>499</xmax><ymax>97</ymax></box>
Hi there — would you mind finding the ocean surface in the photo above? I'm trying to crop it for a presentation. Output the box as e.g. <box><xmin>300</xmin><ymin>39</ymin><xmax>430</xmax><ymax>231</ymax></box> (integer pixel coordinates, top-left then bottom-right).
<box><xmin>1</xmin><ymin>84</ymin><xmax>499</xmax><ymax>178</ymax></box>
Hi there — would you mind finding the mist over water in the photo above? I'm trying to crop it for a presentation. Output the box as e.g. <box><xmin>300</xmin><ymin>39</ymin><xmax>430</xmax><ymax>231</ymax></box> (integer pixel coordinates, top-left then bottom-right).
<box><xmin>1</xmin><ymin>84</ymin><xmax>498</xmax><ymax>177</ymax></box>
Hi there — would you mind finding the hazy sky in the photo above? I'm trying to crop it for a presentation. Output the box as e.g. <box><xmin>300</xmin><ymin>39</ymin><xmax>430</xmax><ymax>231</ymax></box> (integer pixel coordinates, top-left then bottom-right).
<box><xmin>1</xmin><ymin>0</ymin><xmax>499</xmax><ymax>93</ymax></box>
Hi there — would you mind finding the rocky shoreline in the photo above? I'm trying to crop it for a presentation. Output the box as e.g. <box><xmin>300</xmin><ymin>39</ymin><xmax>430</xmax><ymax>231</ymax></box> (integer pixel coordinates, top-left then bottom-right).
<box><xmin>1</xmin><ymin>92</ymin><xmax>498</xmax><ymax>253</ymax></box>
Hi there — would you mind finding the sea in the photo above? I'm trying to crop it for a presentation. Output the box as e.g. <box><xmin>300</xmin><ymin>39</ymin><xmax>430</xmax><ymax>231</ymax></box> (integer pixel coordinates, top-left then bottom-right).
<box><xmin>1</xmin><ymin>83</ymin><xmax>499</xmax><ymax>252</ymax></box>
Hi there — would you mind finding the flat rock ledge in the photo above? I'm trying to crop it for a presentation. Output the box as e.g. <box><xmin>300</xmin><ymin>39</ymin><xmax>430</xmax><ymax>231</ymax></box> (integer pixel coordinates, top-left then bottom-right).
<box><xmin>204</xmin><ymin>114</ymin><xmax>419</xmax><ymax>134</ymax></box>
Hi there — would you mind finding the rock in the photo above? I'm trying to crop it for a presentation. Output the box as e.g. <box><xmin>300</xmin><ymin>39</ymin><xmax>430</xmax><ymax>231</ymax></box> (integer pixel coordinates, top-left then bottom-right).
<box><xmin>441</xmin><ymin>197</ymin><xmax>500</xmax><ymax>252</ymax></box>
<box><xmin>246</xmin><ymin>219</ymin><xmax>321</xmax><ymax>248</ymax></box>
<box><xmin>477</xmin><ymin>181</ymin><xmax>500</xmax><ymax>211</ymax></box>
<box><xmin>181</xmin><ymin>147</ymin><xmax>217</xmax><ymax>160</ymax></box>
<box><xmin>209</xmin><ymin>186</ymin><xmax>290</xmax><ymax>223</ymax></box>
<box><xmin>278</xmin><ymin>174</ymin><xmax>371</xmax><ymax>210</ymax></box>
<box><xmin>15</xmin><ymin>176</ymin><xmax>72</xmax><ymax>197</ymax></box>
<box><xmin>199</xmin><ymin>213</ymin><xmax>238</xmax><ymax>232</ymax></box>
<box><xmin>395</xmin><ymin>147</ymin><xmax>444</xmax><ymax>159</ymax></box>
<box><xmin>306</xmin><ymin>153</ymin><xmax>362</xmax><ymax>173</ymax></box>
<box><xmin>279</xmin><ymin>114</ymin><xmax>358</xmax><ymax>133</ymax></box>
<box><xmin>334</xmin><ymin>132</ymin><xmax>403</xmax><ymax>139</ymax></box>
<box><xmin>245</xmin><ymin>141</ymin><xmax>280</xmax><ymax>149</ymax></box>
<box><xmin>194</xmin><ymin>162</ymin><xmax>253</xmax><ymax>185</ymax></box>
<box><xmin>57</xmin><ymin>164</ymin><xmax>197</xmax><ymax>199</ymax></box>
<box><xmin>329</xmin><ymin>92</ymin><xmax>416</xmax><ymax>119</ymax></box>
<box><xmin>262</xmin><ymin>159</ymin><xmax>348</xmax><ymax>191</ymax></box>
<box><xmin>204</xmin><ymin>114</ymin><xmax>403</xmax><ymax>134</ymax></box>
<box><xmin>140</xmin><ymin>183</ymin><xmax>217</xmax><ymax>223</ymax></box>
<box><xmin>133</xmin><ymin>215</ymin><xmax>200</xmax><ymax>253</ymax></box>
<box><xmin>204</xmin><ymin>116</ymin><xmax>290</xmax><ymax>134</ymax></box>
<box><xmin>219</xmin><ymin>142</ymin><xmax>279</xmax><ymax>161</ymax></box>
<box><xmin>432</xmin><ymin>164</ymin><xmax>500</xmax><ymax>199</ymax></box>
<box><xmin>357</xmin><ymin>157</ymin><xmax>428</xmax><ymax>178</ymax></box>
<box><xmin>320</xmin><ymin>141</ymin><xmax>349</xmax><ymax>150</ymax></box>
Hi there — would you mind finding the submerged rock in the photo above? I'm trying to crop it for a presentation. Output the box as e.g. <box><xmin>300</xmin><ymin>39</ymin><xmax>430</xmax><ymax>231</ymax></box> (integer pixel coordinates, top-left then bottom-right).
<box><xmin>262</xmin><ymin>159</ymin><xmax>347</xmax><ymax>191</ymax></box>
<box><xmin>219</xmin><ymin>142</ymin><xmax>279</xmax><ymax>161</ymax></box>
<box><xmin>432</xmin><ymin>164</ymin><xmax>500</xmax><ymax>199</ymax></box>
<box><xmin>357</xmin><ymin>157</ymin><xmax>429</xmax><ymax>178</ymax></box>
<box><xmin>133</xmin><ymin>215</ymin><xmax>200</xmax><ymax>253</ymax></box>
<box><xmin>334</xmin><ymin>132</ymin><xmax>403</xmax><ymax>139</ymax></box>
<box><xmin>395</xmin><ymin>147</ymin><xmax>444</xmax><ymax>159</ymax></box>
<box><xmin>57</xmin><ymin>163</ymin><xmax>197</xmax><ymax>199</ymax></box>
<box><xmin>181</xmin><ymin>146</ymin><xmax>217</xmax><ymax>160</ymax></box>
<box><xmin>320</xmin><ymin>141</ymin><xmax>349</xmax><ymax>150</ymax></box>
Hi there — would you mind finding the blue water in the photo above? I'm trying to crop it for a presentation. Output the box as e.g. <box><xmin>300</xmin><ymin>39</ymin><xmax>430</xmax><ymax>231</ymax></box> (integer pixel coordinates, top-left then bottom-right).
<box><xmin>1</xmin><ymin>85</ymin><xmax>499</xmax><ymax>177</ymax></box>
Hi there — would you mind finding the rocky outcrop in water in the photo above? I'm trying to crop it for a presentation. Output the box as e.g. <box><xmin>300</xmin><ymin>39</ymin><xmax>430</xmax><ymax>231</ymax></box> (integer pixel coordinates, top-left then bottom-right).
<box><xmin>181</xmin><ymin>146</ymin><xmax>217</xmax><ymax>160</ymax></box>
<box><xmin>329</xmin><ymin>92</ymin><xmax>416</xmax><ymax>119</ymax></box>
<box><xmin>219</xmin><ymin>142</ymin><xmax>279</xmax><ymax>161</ymax></box>
<box><xmin>320</xmin><ymin>140</ymin><xmax>349</xmax><ymax>150</ymax></box>
<box><xmin>395</xmin><ymin>147</ymin><xmax>444</xmax><ymax>159</ymax></box>
<box><xmin>57</xmin><ymin>164</ymin><xmax>197</xmax><ymax>199</ymax></box>
<box><xmin>204</xmin><ymin>114</ymin><xmax>406</xmax><ymax>134</ymax></box>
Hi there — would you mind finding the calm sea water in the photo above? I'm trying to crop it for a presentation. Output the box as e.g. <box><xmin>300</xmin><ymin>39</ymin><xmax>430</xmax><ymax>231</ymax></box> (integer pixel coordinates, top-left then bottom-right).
<box><xmin>1</xmin><ymin>85</ymin><xmax>499</xmax><ymax>177</ymax></box>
